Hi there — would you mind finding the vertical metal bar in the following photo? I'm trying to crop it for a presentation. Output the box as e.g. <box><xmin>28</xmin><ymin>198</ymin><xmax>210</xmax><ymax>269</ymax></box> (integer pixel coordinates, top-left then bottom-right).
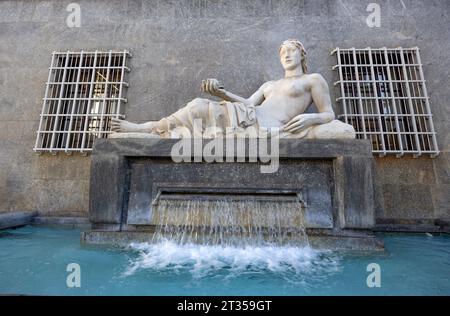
<box><xmin>34</xmin><ymin>52</ymin><xmax>56</xmax><ymax>152</ymax></box>
<box><xmin>47</xmin><ymin>55</ymin><xmax>64</xmax><ymax>148</ymax></box>
<box><xmin>349</xmin><ymin>52</ymin><xmax>359</xmax><ymax>133</ymax></box>
<box><xmin>58</xmin><ymin>56</ymin><xmax>76</xmax><ymax>150</ymax></box>
<box><xmin>352</xmin><ymin>48</ymin><xmax>367</xmax><ymax>139</ymax></box>
<box><xmin>98</xmin><ymin>50</ymin><xmax>112</xmax><ymax>139</ymax></box>
<box><xmin>414</xmin><ymin>48</ymin><xmax>439</xmax><ymax>157</ymax></box>
<box><xmin>407</xmin><ymin>51</ymin><xmax>425</xmax><ymax>151</ymax></box>
<box><xmin>64</xmin><ymin>51</ymin><xmax>84</xmax><ymax>153</ymax></box>
<box><xmin>411</xmin><ymin>51</ymin><xmax>430</xmax><ymax>151</ymax></box>
<box><xmin>368</xmin><ymin>48</ymin><xmax>386</xmax><ymax>156</ymax></box>
<box><xmin>49</xmin><ymin>51</ymin><xmax>70</xmax><ymax>154</ymax></box>
<box><xmin>80</xmin><ymin>51</ymin><xmax>98</xmax><ymax>153</ymax></box>
<box><xmin>383</xmin><ymin>48</ymin><xmax>404</xmax><ymax>157</ymax></box>
<box><xmin>335</xmin><ymin>48</ymin><xmax>348</xmax><ymax>124</ymax></box>
<box><xmin>376</xmin><ymin>49</ymin><xmax>392</xmax><ymax>152</ymax></box>
<box><xmin>393</xmin><ymin>51</ymin><xmax>411</xmax><ymax>152</ymax></box>
<box><xmin>399</xmin><ymin>48</ymin><xmax>422</xmax><ymax>157</ymax></box>
<box><xmin>116</xmin><ymin>50</ymin><xmax>127</xmax><ymax>119</ymax></box>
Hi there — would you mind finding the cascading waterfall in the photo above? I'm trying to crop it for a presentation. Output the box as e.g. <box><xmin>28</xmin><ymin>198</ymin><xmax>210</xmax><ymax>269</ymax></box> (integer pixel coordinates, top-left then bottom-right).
<box><xmin>150</xmin><ymin>197</ymin><xmax>309</xmax><ymax>247</ymax></box>
<box><xmin>124</xmin><ymin>196</ymin><xmax>340</xmax><ymax>281</ymax></box>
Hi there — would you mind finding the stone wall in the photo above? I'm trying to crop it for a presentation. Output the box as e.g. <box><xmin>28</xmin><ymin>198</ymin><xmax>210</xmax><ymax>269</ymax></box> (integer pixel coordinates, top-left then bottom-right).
<box><xmin>0</xmin><ymin>0</ymin><xmax>449</xmax><ymax>224</ymax></box>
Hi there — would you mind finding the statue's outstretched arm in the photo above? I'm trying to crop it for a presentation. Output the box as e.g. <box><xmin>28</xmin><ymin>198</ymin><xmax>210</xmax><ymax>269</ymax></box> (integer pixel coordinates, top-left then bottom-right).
<box><xmin>202</xmin><ymin>78</ymin><xmax>268</xmax><ymax>107</ymax></box>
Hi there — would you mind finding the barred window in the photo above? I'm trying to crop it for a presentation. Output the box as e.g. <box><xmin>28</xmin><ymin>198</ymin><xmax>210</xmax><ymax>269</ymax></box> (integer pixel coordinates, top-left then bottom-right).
<box><xmin>332</xmin><ymin>47</ymin><xmax>439</xmax><ymax>158</ymax></box>
<box><xmin>34</xmin><ymin>50</ymin><xmax>131</xmax><ymax>154</ymax></box>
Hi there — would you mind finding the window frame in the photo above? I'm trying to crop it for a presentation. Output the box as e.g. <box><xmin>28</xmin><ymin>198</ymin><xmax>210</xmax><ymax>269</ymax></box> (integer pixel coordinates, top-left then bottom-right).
<box><xmin>34</xmin><ymin>50</ymin><xmax>131</xmax><ymax>155</ymax></box>
<box><xmin>332</xmin><ymin>47</ymin><xmax>439</xmax><ymax>158</ymax></box>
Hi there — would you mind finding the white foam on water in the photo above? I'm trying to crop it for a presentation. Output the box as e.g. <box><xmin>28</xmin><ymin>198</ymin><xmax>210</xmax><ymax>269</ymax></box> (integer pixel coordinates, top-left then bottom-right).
<box><xmin>124</xmin><ymin>239</ymin><xmax>342</xmax><ymax>283</ymax></box>
<box><xmin>122</xmin><ymin>199</ymin><xmax>341</xmax><ymax>283</ymax></box>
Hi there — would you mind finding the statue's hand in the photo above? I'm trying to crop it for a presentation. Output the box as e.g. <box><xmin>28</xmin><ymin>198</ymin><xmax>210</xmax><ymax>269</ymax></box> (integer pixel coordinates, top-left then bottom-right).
<box><xmin>282</xmin><ymin>114</ymin><xmax>317</xmax><ymax>133</ymax></box>
<box><xmin>201</xmin><ymin>78</ymin><xmax>225</xmax><ymax>98</ymax></box>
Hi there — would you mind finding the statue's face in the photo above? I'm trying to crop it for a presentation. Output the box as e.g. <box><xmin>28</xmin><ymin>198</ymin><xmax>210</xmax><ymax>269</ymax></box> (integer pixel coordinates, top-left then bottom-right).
<box><xmin>279</xmin><ymin>42</ymin><xmax>302</xmax><ymax>71</ymax></box>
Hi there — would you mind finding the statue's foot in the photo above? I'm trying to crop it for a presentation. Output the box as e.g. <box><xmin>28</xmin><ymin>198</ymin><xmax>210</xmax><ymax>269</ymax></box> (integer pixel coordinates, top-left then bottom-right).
<box><xmin>111</xmin><ymin>118</ymin><xmax>154</xmax><ymax>133</ymax></box>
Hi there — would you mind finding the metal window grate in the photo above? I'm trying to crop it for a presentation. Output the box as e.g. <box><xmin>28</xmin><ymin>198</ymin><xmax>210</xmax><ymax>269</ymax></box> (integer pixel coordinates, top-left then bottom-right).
<box><xmin>34</xmin><ymin>50</ymin><xmax>131</xmax><ymax>154</ymax></box>
<box><xmin>331</xmin><ymin>47</ymin><xmax>439</xmax><ymax>158</ymax></box>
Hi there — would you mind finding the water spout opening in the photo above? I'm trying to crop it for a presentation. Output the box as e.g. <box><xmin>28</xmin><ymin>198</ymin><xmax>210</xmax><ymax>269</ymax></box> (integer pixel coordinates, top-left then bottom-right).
<box><xmin>149</xmin><ymin>188</ymin><xmax>309</xmax><ymax>247</ymax></box>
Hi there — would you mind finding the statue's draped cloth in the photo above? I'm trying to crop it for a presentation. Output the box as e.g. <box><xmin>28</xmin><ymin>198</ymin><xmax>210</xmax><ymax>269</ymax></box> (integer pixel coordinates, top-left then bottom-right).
<box><xmin>157</xmin><ymin>100</ymin><xmax>264</xmax><ymax>138</ymax></box>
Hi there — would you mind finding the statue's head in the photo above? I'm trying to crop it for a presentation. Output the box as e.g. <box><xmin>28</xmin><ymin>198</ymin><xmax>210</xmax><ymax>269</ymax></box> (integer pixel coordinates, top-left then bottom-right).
<box><xmin>279</xmin><ymin>39</ymin><xmax>308</xmax><ymax>73</ymax></box>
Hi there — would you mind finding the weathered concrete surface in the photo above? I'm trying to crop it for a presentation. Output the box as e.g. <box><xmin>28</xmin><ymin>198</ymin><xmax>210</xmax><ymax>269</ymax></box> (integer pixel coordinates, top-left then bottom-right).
<box><xmin>373</xmin><ymin>156</ymin><xmax>450</xmax><ymax>230</ymax></box>
<box><xmin>0</xmin><ymin>211</ymin><xmax>37</xmax><ymax>229</ymax></box>
<box><xmin>0</xmin><ymin>0</ymin><xmax>449</xmax><ymax>230</ymax></box>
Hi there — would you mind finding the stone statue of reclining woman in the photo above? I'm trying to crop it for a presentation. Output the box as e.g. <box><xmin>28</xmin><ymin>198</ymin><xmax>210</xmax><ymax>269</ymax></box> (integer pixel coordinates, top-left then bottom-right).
<box><xmin>111</xmin><ymin>39</ymin><xmax>355</xmax><ymax>139</ymax></box>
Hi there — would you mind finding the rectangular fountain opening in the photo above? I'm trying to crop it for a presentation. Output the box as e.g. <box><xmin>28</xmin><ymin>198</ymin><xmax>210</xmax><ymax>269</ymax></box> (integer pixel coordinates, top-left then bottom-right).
<box><xmin>147</xmin><ymin>188</ymin><xmax>308</xmax><ymax>246</ymax></box>
<box><xmin>153</xmin><ymin>188</ymin><xmax>305</xmax><ymax>203</ymax></box>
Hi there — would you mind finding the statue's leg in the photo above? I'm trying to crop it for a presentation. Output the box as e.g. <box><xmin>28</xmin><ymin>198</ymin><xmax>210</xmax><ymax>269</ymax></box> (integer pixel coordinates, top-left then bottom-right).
<box><xmin>155</xmin><ymin>98</ymin><xmax>229</xmax><ymax>137</ymax></box>
<box><xmin>112</xmin><ymin>98</ymin><xmax>229</xmax><ymax>137</ymax></box>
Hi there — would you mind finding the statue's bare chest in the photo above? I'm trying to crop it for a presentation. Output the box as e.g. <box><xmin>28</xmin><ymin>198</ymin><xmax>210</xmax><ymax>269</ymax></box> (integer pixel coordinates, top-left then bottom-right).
<box><xmin>264</xmin><ymin>78</ymin><xmax>310</xmax><ymax>99</ymax></box>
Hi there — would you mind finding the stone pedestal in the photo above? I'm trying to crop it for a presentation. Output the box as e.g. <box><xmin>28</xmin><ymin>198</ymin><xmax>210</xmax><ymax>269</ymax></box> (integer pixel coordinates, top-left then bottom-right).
<box><xmin>82</xmin><ymin>138</ymin><xmax>383</xmax><ymax>250</ymax></box>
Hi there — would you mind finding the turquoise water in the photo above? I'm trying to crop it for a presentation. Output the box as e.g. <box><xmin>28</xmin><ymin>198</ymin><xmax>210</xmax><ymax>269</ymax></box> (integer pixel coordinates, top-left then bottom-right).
<box><xmin>0</xmin><ymin>226</ymin><xmax>449</xmax><ymax>295</ymax></box>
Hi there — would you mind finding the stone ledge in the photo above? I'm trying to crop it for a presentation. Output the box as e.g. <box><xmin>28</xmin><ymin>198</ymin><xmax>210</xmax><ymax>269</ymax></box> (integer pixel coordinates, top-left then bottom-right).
<box><xmin>81</xmin><ymin>230</ymin><xmax>384</xmax><ymax>251</ymax></box>
<box><xmin>308</xmin><ymin>235</ymin><xmax>384</xmax><ymax>251</ymax></box>
<box><xmin>374</xmin><ymin>224</ymin><xmax>449</xmax><ymax>234</ymax></box>
<box><xmin>32</xmin><ymin>216</ymin><xmax>91</xmax><ymax>229</ymax></box>
<box><xmin>375</xmin><ymin>218</ymin><xmax>450</xmax><ymax>233</ymax></box>
<box><xmin>0</xmin><ymin>211</ymin><xmax>38</xmax><ymax>230</ymax></box>
<box><xmin>93</xmin><ymin>138</ymin><xmax>373</xmax><ymax>159</ymax></box>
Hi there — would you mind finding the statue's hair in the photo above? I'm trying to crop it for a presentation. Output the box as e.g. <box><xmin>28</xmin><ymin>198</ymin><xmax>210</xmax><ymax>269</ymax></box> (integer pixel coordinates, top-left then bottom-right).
<box><xmin>279</xmin><ymin>39</ymin><xmax>308</xmax><ymax>73</ymax></box>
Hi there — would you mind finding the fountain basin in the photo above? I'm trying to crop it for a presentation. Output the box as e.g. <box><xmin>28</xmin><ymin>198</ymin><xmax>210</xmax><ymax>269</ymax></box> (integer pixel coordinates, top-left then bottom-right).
<box><xmin>83</xmin><ymin>138</ymin><xmax>382</xmax><ymax>250</ymax></box>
